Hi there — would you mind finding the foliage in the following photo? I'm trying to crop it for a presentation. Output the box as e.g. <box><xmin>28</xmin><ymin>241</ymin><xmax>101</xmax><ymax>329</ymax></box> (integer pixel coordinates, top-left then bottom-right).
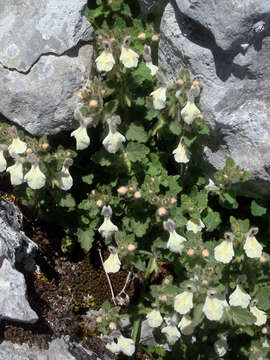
<box><xmin>0</xmin><ymin>1</ymin><xmax>270</xmax><ymax>359</ymax></box>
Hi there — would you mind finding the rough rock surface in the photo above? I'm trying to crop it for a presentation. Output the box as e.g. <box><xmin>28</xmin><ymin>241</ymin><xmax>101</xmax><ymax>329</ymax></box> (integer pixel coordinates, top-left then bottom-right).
<box><xmin>158</xmin><ymin>1</ymin><xmax>270</xmax><ymax>197</ymax></box>
<box><xmin>0</xmin><ymin>259</ymin><xmax>38</xmax><ymax>324</ymax></box>
<box><xmin>0</xmin><ymin>338</ymin><xmax>105</xmax><ymax>360</ymax></box>
<box><xmin>0</xmin><ymin>0</ymin><xmax>93</xmax><ymax>136</ymax></box>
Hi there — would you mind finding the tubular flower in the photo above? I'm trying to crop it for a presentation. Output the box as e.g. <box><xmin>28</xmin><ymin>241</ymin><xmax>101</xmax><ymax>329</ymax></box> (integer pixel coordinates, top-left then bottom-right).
<box><xmin>117</xmin><ymin>335</ymin><xmax>135</xmax><ymax>356</ymax></box>
<box><xmin>24</xmin><ymin>155</ymin><xmax>46</xmax><ymax>190</ymax></box>
<box><xmin>178</xmin><ymin>315</ymin><xmax>195</xmax><ymax>335</ymax></box>
<box><xmin>174</xmin><ymin>285</ymin><xmax>195</xmax><ymax>315</ymax></box>
<box><xmin>214</xmin><ymin>335</ymin><xmax>228</xmax><ymax>357</ymax></box>
<box><xmin>161</xmin><ymin>324</ymin><xmax>181</xmax><ymax>345</ymax></box>
<box><xmin>120</xmin><ymin>36</ymin><xmax>139</xmax><ymax>68</ymax></box>
<box><xmin>243</xmin><ymin>228</ymin><xmax>263</xmax><ymax>258</ymax></box>
<box><xmin>95</xmin><ymin>40</ymin><xmax>115</xmax><ymax>72</ymax></box>
<box><xmin>71</xmin><ymin>110</ymin><xmax>92</xmax><ymax>150</ymax></box>
<box><xmin>181</xmin><ymin>84</ymin><xmax>202</xmax><ymax>125</ymax></box>
<box><xmin>0</xmin><ymin>145</ymin><xmax>7</xmax><ymax>172</ymax></box>
<box><xmin>150</xmin><ymin>86</ymin><xmax>167</xmax><ymax>110</ymax></box>
<box><xmin>103</xmin><ymin>116</ymin><xmax>126</xmax><ymax>154</ymax></box>
<box><xmin>8</xmin><ymin>126</ymin><xmax>27</xmax><ymax>155</ymax></box>
<box><xmin>106</xmin><ymin>341</ymin><xmax>120</xmax><ymax>355</ymax></box>
<box><xmin>214</xmin><ymin>232</ymin><xmax>235</xmax><ymax>264</ymax></box>
<box><xmin>146</xmin><ymin>309</ymin><xmax>163</xmax><ymax>328</ymax></box>
<box><xmin>250</xmin><ymin>300</ymin><xmax>267</xmax><ymax>326</ymax></box>
<box><xmin>203</xmin><ymin>290</ymin><xmax>224</xmax><ymax>321</ymax></box>
<box><xmin>55</xmin><ymin>158</ymin><xmax>73</xmax><ymax>191</ymax></box>
<box><xmin>172</xmin><ymin>138</ymin><xmax>190</xmax><ymax>164</ymax></box>
<box><xmin>143</xmin><ymin>45</ymin><xmax>158</xmax><ymax>76</ymax></box>
<box><xmin>163</xmin><ymin>219</ymin><xmax>186</xmax><ymax>253</ymax></box>
<box><xmin>98</xmin><ymin>206</ymin><xmax>118</xmax><ymax>239</ymax></box>
<box><xmin>229</xmin><ymin>276</ymin><xmax>251</xmax><ymax>308</ymax></box>
<box><xmin>6</xmin><ymin>158</ymin><xmax>24</xmax><ymax>186</ymax></box>
<box><xmin>186</xmin><ymin>219</ymin><xmax>205</xmax><ymax>234</ymax></box>
<box><xmin>103</xmin><ymin>252</ymin><xmax>121</xmax><ymax>274</ymax></box>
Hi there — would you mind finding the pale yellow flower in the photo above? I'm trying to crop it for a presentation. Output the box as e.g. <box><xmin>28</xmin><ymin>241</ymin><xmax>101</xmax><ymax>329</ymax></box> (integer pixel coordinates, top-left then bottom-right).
<box><xmin>98</xmin><ymin>217</ymin><xmax>118</xmax><ymax>239</ymax></box>
<box><xmin>244</xmin><ymin>233</ymin><xmax>263</xmax><ymax>258</ymax></box>
<box><xmin>96</xmin><ymin>51</ymin><xmax>115</xmax><ymax>72</ymax></box>
<box><xmin>0</xmin><ymin>150</ymin><xmax>7</xmax><ymax>172</ymax></box>
<box><xmin>229</xmin><ymin>284</ymin><xmax>251</xmax><ymax>308</ymax></box>
<box><xmin>167</xmin><ymin>230</ymin><xmax>186</xmax><ymax>253</ymax></box>
<box><xmin>146</xmin><ymin>62</ymin><xmax>158</xmax><ymax>76</ymax></box>
<box><xmin>146</xmin><ymin>309</ymin><xmax>163</xmax><ymax>328</ymax></box>
<box><xmin>106</xmin><ymin>341</ymin><xmax>120</xmax><ymax>354</ymax></box>
<box><xmin>214</xmin><ymin>240</ymin><xmax>234</xmax><ymax>264</ymax></box>
<box><xmin>181</xmin><ymin>101</ymin><xmax>201</xmax><ymax>125</ymax></box>
<box><xmin>117</xmin><ymin>335</ymin><xmax>135</xmax><ymax>356</ymax></box>
<box><xmin>103</xmin><ymin>253</ymin><xmax>121</xmax><ymax>273</ymax></box>
<box><xmin>178</xmin><ymin>315</ymin><xmax>194</xmax><ymax>335</ymax></box>
<box><xmin>172</xmin><ymin>140</ymin><xmax>190</xmax><ymax>164</ymax></box>
<box><xmin>203</xmin><ymin>290</ymin><xmax>224</xmax><ymax>321</ymax></box>
<box><xmin>174</xmin><ymin>290</ymin><xmax>194</xmax><ymax>315</ymax></box>
<box><xmin>250</xmin><ymin>303</ymin><xmax>267</xmax><ymax>326</ymax></box>
<box><xmin>8</xmin><ymin>137</ymin><xmax>27</xmax><ymax>155</ymax></box>
<box><xmin>71</xmin><ymin>126</ymin><xmax>90</xmax><ymax>150</ymax></box>
<box><xmin>161</xmin><ymin>324</ymin><xmax>181</xmax><ymax>345</ymax></box>
<box><xmin>103</xmin><ymin>130</ymin><xmax>126</xmax><ymax>154</ymax></box>
<box><xmin>6</xmin><ymin>161</ymin><xmax>24</xmax><ymax>186</ymax></box>
<box><xmin>120</xmin><ymin>46</ymin><xmax>139</xmax><ymax>68</ymax></box>
<box><xmin>214</xmin><ymin>336</ymin><xmax>228</xmax><ymax>357</ymax></box>
<box><xmin>150</xmin><ymin>87</ymin><xmax>167</xmax><ymax>110</ymax></box>
<box><xmin>186</xmin><ymin>219</ymin><xmax>205</xmax><ymax>233</ymax></box>
<box><xmin>24</xmin><ymin>164</ymin><xmax>46</xmax><ymax>190</ymax></box>
<box><xmin>55</xmin><ymin>164</ymin><xmax>73</xmax><ymax>191</ymax></box>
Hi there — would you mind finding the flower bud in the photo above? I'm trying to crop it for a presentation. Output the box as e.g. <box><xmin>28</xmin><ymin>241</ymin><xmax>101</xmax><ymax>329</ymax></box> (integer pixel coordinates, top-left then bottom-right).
<box><xmin>26</xmin><ymin>147</ymin><xmax>32</xmax><ymax>153</ymax></box>
<box><xmin>117</xmin><ymin>186</ymin><xmax>128</xmax><ymax>195</ymax></box>
<box><xmin>127</xmin><ymin>243</ymin><xmax>136</xmax><ymax>252</ymax></box>
<box><xmin>41</xmin><ymin>142</ymin><xmax>49</xmax><ymax>151</ymax></box>
<box><xmin>262</xmin><ymin>327</ymin><xmax>268</xmax><ymax>334</ymax></box>
<box><xmin>260</xmin><ymin>256</ymin><xmax>266</xmax><ymax>263</ymax></box>
<box><xmin>157</xmin><ymin>207</ymin><xmax>167</xmax><ymax>216</ymax></box>
<box><xmin>202</xmin><ymin>279</ymin><xmax>208</xmax><ymax>286</ymax></box>
<box><xmin>96</xmin><ymin>199</ymin><xmax>103</xmax><ymax>207</ymax></box>
<box><xmin>158</xmin><ymin>294</ymin><xmax>168</xmax><ymax>302</ymax></box>
<box><xmin>96</xmin><ymin>316</ymin><xmax>103</xmax><ymax>323</ymax></box>
<box><xmin>137</xmin><ymin>32</ymin><xmax>146</xmax><ymax>40</ymax></box>
<box><xmin>77</xmin><ymin>92</ymin><xmax>83</xmax><ymax>99</ymax></box>
<box><xmin>91</xmin><ymin>189</ymin><xmax>97</xmax><ymax>195</ymax></box>
<box><xmin>89</xmin><ymin>99</ymin><xmax>98</xmax><ymax>108</ymax></box>
<box><xmin>170</xmin><ymin>197</ymin><xmax>177</xmax><ymax>204</ymax></box>
<box><xmin>100</xmin><ymin>88</ymin><xmax>106</xmax><ymax>96</ymax></box>
<box><xmin>152</xmin><ymin>34</ymin><xmax>159</xmax><ymax>42</ymax></box>
<box><xmin>192</xmin><ymin>79</ymin><xmax>200</xmax><ymax>87</ymax></box>
<box><xmin>187</xmin><ymin>248</ymin><xmax>195</xmax><ymax>256</ymax></box>
<box><xmin>98</xmin><ymin>35</ymin><xmax>103</xmax><ymax>41</ymax></box>
<box><xmin>134</xmin><ymin>191</ymin><xmax>142</xmax><ymax>199</ymax></box>
<box><xmin>128</xmin><ymin>185</ymin><xmax>135</xmax><ymax>192</ymax></box>
<box><xmin>176</xmin><ymin>79</ymin><xmax>184</xmax><ymax>86</ymax></box>
<box><xmin>164</xmin><ymin>278</ymin><xmax>170</xmax><ymax>286</ymax></box>
<box><xmin>109</xmin><ymin>321</ymin><xmax>117</xmax><ymax>330</ymax></box>
<box><xmin>202</xmin><ymin>249</ymin><xmax>209</xmax><ymax>257</ymax></box>
<box><xmin>223</xmin><ymin>174</ymin><xmax>228</xmax><ymax>179</ymax></box>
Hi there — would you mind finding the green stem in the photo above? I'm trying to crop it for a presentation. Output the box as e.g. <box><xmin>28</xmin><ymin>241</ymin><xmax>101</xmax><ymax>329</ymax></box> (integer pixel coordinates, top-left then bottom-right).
<box><xmin>132</xmin><ymin>257</ymin><xmax>155</xmax><ymax>343</ymax></box>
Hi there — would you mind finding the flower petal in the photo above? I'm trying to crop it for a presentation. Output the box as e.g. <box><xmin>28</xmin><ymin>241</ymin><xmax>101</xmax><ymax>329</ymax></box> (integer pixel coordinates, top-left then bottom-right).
<box><xmin>6</xmin><ymin>162</ymin><xmax>24</xmax><ymax>186</ymax></box>
<box><xmin>229</xmin><ymin>285</ymin><xmax>251</xmax><ymax>308</ymax></box>
<box><xmin>181</xmin><ymin>101</ymin><xmax>201</xmax><ymax>125</ymax></box>
<box><xmin>120</xmin><ymin>47</ymin><xmax>139</xmax><ymax>68</ymax></box>
<box><xmin>174</xmin><ymin>291</ymin><xmax>193</xmax><ymax>315</ymax></box>
<box><xmin>8</xmin><ymin>138</ymin><xmax>27</xmax><ymax>155</ymax></box>
<box><xmin>214</xmin><ymin>240</ymin><xmax>234</xmax><ymax>264</ymax></box>
<box><xmin>24</xmin><ymin>164</ymin><xmax>46</xmax><ymax>190</ymax></box>
<box><xmin>146</xmin><ymin>309</ymin><xmax>163</xmax><ymax>328</ymax></box>
<box><xmin>243</xmin><ymin>235</ymin><xmax>263</xmax><ymax>258</ymax></box>
<box><xmin>150</xmin><ymin>87</ymin><xmax>167</xmax><ymax>110</ymax></box>
<box><xmin>71</xmin><ymin>126</ymin><xmax>90</xmax><ymax>150</ymax></box>
<box><xmin>103</xmin><ymin>253</ymin><xmax>121</xmax><ymax>273</ymax></box>
<box><xmin>96</xmin><ymin>51</ymin><xmax>115</xmax><ymax>72</ymax></box>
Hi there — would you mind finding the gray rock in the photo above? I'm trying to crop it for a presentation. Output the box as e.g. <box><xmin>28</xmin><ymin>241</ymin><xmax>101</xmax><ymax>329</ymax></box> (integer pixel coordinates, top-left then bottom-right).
<box><xmin>0</xmin><ymin>0</ymin><xmax>93</xmax><ymax>136</ymax></box>
<box><xmin>137</xmin><ymin>0</ymin><xmax>169</xmax><ymax>16</ymax></box>
<box><xmin>158</xmin><ymin>1</ymin><xmax>270</xmax><ymax>197</ymax></box>
<box><xmin>0</xmin><ymin>259</ymin><xmax>38</xmax><ymax>323</ymax></box>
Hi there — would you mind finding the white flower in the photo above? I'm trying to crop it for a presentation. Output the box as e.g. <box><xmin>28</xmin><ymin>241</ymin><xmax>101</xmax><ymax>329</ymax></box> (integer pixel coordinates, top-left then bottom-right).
<box><xmin>106</xmin><ymin>341</ymin><xmax>120</xmax><ymax>354</ymax></box>
<box><xmin>229</xmin><ymin>284</ymin><xmax>251</xmax><ymax>308</ymax></box>
<box><xmin>181</xmin><ymin>101</ymin><xmax>201</xmax><ymax>125</ymax></box>
<box><xmin>55</xmin><ymin>160</ymin><xmax>73</xmax><ymax>191</ymax></box>
<box><xmin>250</xmin><ymin>302</ymin><xmax>267</xmax><ymax>326</ymax></box>
<box><xmin>117</xmin><ymin>335</ymin><xmax>135</xmax><ymax>356</ymax></box>
<box><xmin>98</xmin><ymin>217</ymin><xmax>118</xmax><ymax>239</ymax></box>
<box><xmin>214</xmin><ymin>335</ymin><xmax>228</xmax><ymax>357</ymax></box>
<box><xmin>172</xmin><ymin>139</ymin><xmax>190</xmax><ymax>164</ymax></box>
<box><xmin>146</xmin><ymin>62</ymin><xmax>158</xmax><ymax>76</ymax></box>
<box><xmin>203</xmin><ymin>290</ymin><xmax>224</xmax><ymax>321</ymax></box>
<box><xmin>95</xmin><ymin>41</ymin><xmax>115</xmax><ymax>72</ymax></box>
<box><xmin>205</xmin><ymin>179</ymin><xmax>219</xmax><ymax>191</ymax></box>
<box><xmin>161</xmin><ymin>324</ymin><xmax>181</xmax><ymax>345</ymax></box>
<box><xmin>71</xmin><ymin>126</ymin><xmax>90</xmax><ymax>151</ymax></box>
<box><xmin>243</xmin><ymin>228</ymin><xmax>262</xmax><ymax>258</ymax></box>
<box><xmin>150</xmin><ymin>87</ymin><xmax>167</xmax><ymax>110</ymax></box>
<box><xmin>178</xmin><ymin>315</ymin><xmax>194</xmax><ymax>335</ymax></box>
<box><xmin>146</xmin><ymin>309</ymin><xmax>163</xmax><ymax>328</ymax></box>
<box><xmin>262</xmin><ymin>338</ymin><xmax>270</xmax><ymax>348</ymax></box>
<box><xmin>186</xmin><ymin>219</ymin><xmax>205</xmax><ymax>234</ymax></box>
<box><xmin>103</xmin><ymin>116</ymin><xmax>126</xmax><ymax>154</ymax></box>
<box><xmin>24</xmin><ymin>163</ymin><xmax>46</xmax><ymax>190</ymax></box>
<box><xmin>167</xmin><ymin>230</ymin><xmax>187</xmax><ymax>253</ymax></box>
<box><xmin>0</xmin><ymin>149</ymin><xmax>7</xmax><ymax>172</ymax></box>
<box><xmin>103</xmin><ymin>253</ymin><xmax>121</xmax><ymax>274</ymax></box>
<box><xmin>120</xmin><ymin>47</ymin><xmax>139</xmax><ymax>68</ymax></box>
<box><xmin>6</xmin><ymin>161</ymin><xmax>24</xmax><ymax>186</ymax></box>
<box><xmin>214</xmin><ymin>233</ymin><xmax>235</xmax><ymax>264</ymax></box>
<box><xmin>8</xmin><ymin>137</ymin><xmax>27</xmax><ymax>155</ymax></box>
<box><xmin>174</xmin><ymin>287</ymin><xmax>194</xmax><ymax>315</ymax></box>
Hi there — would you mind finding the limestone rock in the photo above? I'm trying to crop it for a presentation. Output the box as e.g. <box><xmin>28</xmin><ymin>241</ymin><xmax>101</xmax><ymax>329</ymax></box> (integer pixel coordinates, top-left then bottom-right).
<box><xmin>0</xmin><ymin>259</ymin><xmax>38</xmax><ymax>323</ymax></box>
<box><xmin>159</xmin><ymin>1</ymin><xmax>270</xmax><ymax>197</ymax></box>
<box><xmin>0</xmin><ymin>0</ymin><xmax>93</xmax><ymax>136</ymax></box>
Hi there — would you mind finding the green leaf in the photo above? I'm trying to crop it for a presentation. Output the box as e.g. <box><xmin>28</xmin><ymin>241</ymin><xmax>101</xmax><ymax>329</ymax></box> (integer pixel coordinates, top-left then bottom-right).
<box><xmin>251</xmin><ymin>200</ymin><xmax>267</xmax><ymax>217</ymax></box>
<box><xmin>102</xmin><ymin>300</ymin><xmax>111</xmax><ymax>312</ymax></box>
<box><xmin>82</xmin><ymin>174</ymin><xmax>94</xmax><ymax>185</ymax></box>
<box><xmin>127</xmin><ymin>142</ymin><xmax>149</xmax><ymax>162</ymax></box>
<box><xmin>203</xmin><ymin>210</ymin><xmax>221</xmax><ymax>232</ymax></box>
<box><xmin>256</xmin><ymin>287</ymin><xmax>270</xmax><ymax>310</ymax></box>
<box><xmin>104</xmin><ymin>100</ymin><xmax>119</xmax><ymax>114</ymax></box>
<box><xmin>169</xmin><ymin>119</ymin><xmax>182</xmax><ymax>135</ymax></box>
<box><xmin>230</xmin><ymin>306</ymin><xmax>256</xmax><ymax>325</ymax></box>
<box><xmin>59</xmin><ymin>194</ymin><xmax>76</xmax><ymax>208</ymax></box>
<box><xmin>92</xmin><ymin>149</ymin><xmax>112</xmax><ymax>166</ymax></box>
<box><xmin>133</xmin><ymin>63</ymin><xmax>152</xmax><ymax>84</ymax></box>
<box><xmin>192</xmin><ymin>304</ymin><xmax>204</xmax><ymax>327</ymax></box>
<box><xmin>130</xmin><ymin>218</ymin><xmax>150</xmax><ymax>237</ymax></box>
<box><xmin>77</xmin><ymin>227</ymin><xmax>94</xmax><ymax>252</ymax></box>
<box><xmin>126</xmin><ymin>123</ymin><xmax>148</xmax><ymax>143</ymax></box>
